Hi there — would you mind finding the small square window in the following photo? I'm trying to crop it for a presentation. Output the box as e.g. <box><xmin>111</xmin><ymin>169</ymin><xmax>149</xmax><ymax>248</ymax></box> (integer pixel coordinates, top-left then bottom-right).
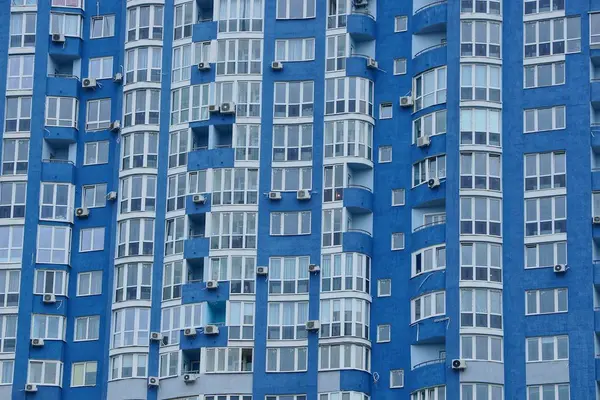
<box><xmin>392</xmin><ymin>233</ymin><xmax>404</xmax><ymax>250</ymax></box>
<box><xmin>392</xmin><ymin>189</ymin><xmax>405</xmax><ymax>206</ymax></box>
<box><xmin>395</xmin><ymin>16</ymin><xmax>408</xmax><ymax>32</ymax></box>
<box><xmin>394</xmin><ymin>58</ymin><xmax>407</xmax><ymax>75</ymax></box>
<box><xmin>390</xmin><ymin>369</ymin><xmax>404</xmax><ymax>388</ymax></box>
<box><xmin>380</xmin><ymin>103</ymin><xmax>393</xmax><ymax>119</ymax></box>
<box><xmin>377</xmin><ymin>325</ymin><xmax>391</xmax><ymax>343</ymax></box>
<box><xmin>379</xmin><ymin>146</ymin><xmax>392</xmax><ymax>163</ymax></box>
<box><xmin>378</xmin><ymin>279</ymin><xmax>391</xmax><ymax>297</ymax></box>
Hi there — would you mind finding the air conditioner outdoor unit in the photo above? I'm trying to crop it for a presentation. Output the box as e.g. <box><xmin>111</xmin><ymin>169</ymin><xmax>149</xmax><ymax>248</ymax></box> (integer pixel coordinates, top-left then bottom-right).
<box><xmin>106</xmin><ymin>191</ymin><xmax>117</xmax><ymax>201</ymax></box>
<box><xmin>75</xmin><ymin>207</ymin><xmax>89</xmax><ymax>218</ymax></box>
<box><xmin>554</xmin><ymin>264</ymin><xmax>567</xmax><ymax>273</ymax></box>
<box><xmin>31</xmin><ymin>338</ymin><xmax>45</xmax><ymax>347</ymax></box>
<box><xmin>256</xmin><ymin>266</ymin><xmax>268</xmax><ymax>275</ymax></box>
<box><xmin>43</xmin><ymin>294</ymin><xmax>56</xmax><ymax>304</ymax></box>
<box><xmin>452</xmin><ymin>359</ymin><xmax>467</xmax><ymax>370</ymax></box>
<box><xmin>594</xmin><ymin>216</ymin><xmax>600</xmax><ymax>224</ymax></box>
<box><xmin>148</xmin><ymin>376</ymin><xmax>159</xmax><ymax>387</ymax></box>
<box><xmin>220</xmin><ymin>102</ymin><xmax>235</xmax><ymax>114</ymax></box>
<box><xmin>309</xmin><ymin>264</ymin><xmax>321</xmax><ymax>273</ymax></box>
<box><xmin>297</xmin><ymin>189</ymin><xmax>311</xmax><ymax>200</ymax></box>
<box><xmin>206</xmin><ymin>280</ymin><xmax>219</xmax><ymax>289</ymax></box>
<box><xmin>417</xmin><ymin>136</ymin><xmax>431</xmax><ymax>147</ymax></box>
<box><xmin>193</xmin><ymin>194</ymin><xmax>206</xmax><ymax>204</ymax></box>
<box><xmin>82</xmin><ymin>77</ymin><xmax>97</xmax><ymax>88</ymax></box>
<box><xmin>183</xmin><ymin>373</ymin><xmax>198</xmax><ymax>383</ymax></box>
<box><xmin>428</xmin><ymin>177</ymin><xmax>440</xmax><ymax>189</ymax></box>
<box><xmin>306</xmin><ymin>320</ymin><xmax>320</xmax><ymax>331</ymax></box>
<box><xmin>25</xmin><ymin>384</ymin><xmax>38</xmax><ymax>392</ymax></box>
<box><xmin>367</xmin><ymin>58</ymin><xmax>378</xmax><ymax>69</ymax></box>
<box><xmin>400</xmin><ymin>96</ymin><xmax>414</xmax><ymax>107</ymax></box>
<box><xmin>109</xmin><ymin>120</ymin><xmax>121</xmax><ymax>132</ymax></box>
<box><xmin>269</xmin><ymin>191</ymin><xmax>282</xmax><ymax>200</ymax></box>
<box><xmin>184</xmin><ymin>327</ymin><xmax>197</xmax><ymax>337</ymax></box>
<box><xmin>204</xmin><ymin>325</ymin><xmax>219</xmax><ymax>335</ymax></box>
<box><xmin>209</xmin><ymin>104</ymin><xmax>220</xmax><ymax>113</ymax></box>
<box><xmin>113</xmin><ymin>72</ymin><xmax>123</xmax><ymax>83</ymax></box>
<box><xmin>198</xmin><ymin>62</ymin><xmax>211</xmax><ymax>70</ymax></box>
<box><xmin>51</xmin><ymin>33</ymin><xmax>65</xmax><ymax>43</ymax></box>
<box><xmin>271</xmin><ymin>61</ymin><xmax>284</xmax><ymax>70</ymax></box>
<box><xmin>150</xmin><ymin>332</ymin><xmax>162</xmax><ymax>341</ymax></box>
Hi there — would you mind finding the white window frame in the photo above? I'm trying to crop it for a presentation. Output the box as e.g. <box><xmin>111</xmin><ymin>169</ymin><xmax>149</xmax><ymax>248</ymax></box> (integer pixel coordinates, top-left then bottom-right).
<box><xmin>125</xmin><ymin>47</ymin><xmax>162</xmax><ymax>85</ymax></box>
<box><xmin>9</xmin><ymin>13</ymin><xmax>36</xmax><ymax>48</ymax></box>
<box><xmin>34</xmin><ymin>269</ymin><xmax>68</xmax><ymax>296</ymax></box>
<box><xmin>40</xmin><ymin>183</ymin><xmax>73</xmax><ymax>222</ymax></box>
<box><xmin>169</xmin><ymin>129</ymin><xmax>190</xmax><ymax>169</ymax></box>
<box><xmin>234</xmin><ymin>124</ymin><xmax>260</xmax><ymax>161</ymax></box>
<box><xmin>159</xmin><ymin>351</ymin><xmax>180</xmax><ymax>378</ymax></box>
<box><xmin>208</xmin><ymin>255</ymin><xmax>256</xmax><ymax>294</ymax></box>
<box><xmin>460</xmin><ymin>288</ymin><xmax>503</xmax><ymax>329</ymax></box>
<box><xmin>411</xmin><ymin>386</ymin><xmax>447</xmax><ymax>400</ymax></box>
<box><xmin>45</xmin><ymin>97</ymin><xmax>78</xmax><ymax>128</ymax></box>
<box><xmin>460</xmin><ymin>20</ymin><xmax>501</xmax><ymax>58</ymax></box>
<box><xmin>592</xmin><ymin>13</ymin><xmax>600</xmax><ymax>46</ymax></box>
<box><xmin>109</xmin><ymin>354</ymin><xmax>147</xmax><ymax>380</ymax></box>
<box><xmin>412</xmin><ymin>244</ymin><xmax>446</xmax><ymax>277</ymax></box>
<box><xmin>526</xmin><ymin>288</ymin><xmax>568</xmax><ymax>315</ymax></box>
<box><xmin>164</xmin><ymin>216</ymin><xmax>186</xmax><ymax>256</ymax></box>
<box><xmin>210</xmin><ymin>212</ymin><xmax>257</xmax><ymax>250</ymax></box>
<box><xmin>460</xmin><ymin>108</ymin><xmax>501</xmax><ymax>147</ymax></box>
<box><xmin>84</xmin><ymin>141</ymin><xmax>109</xmax><ymax>166</ymax></box>
<box><xmin>391</xmin><ymin>233</ymin><xmax>405</xmax><ymax>250</ymax></box>
<box><xmin>378</xmin><ymin>146</ymin><xmax>392</xmax><ymax>163</ymax></box>
<box><xmin>212</xmin><ymin>168</ymin><xmax>259</xmax><ymax>206</ymax></box>
<box><xmin>525</xmin><ymin>195</ymin><xmax>567</xmax><ymax>237</ymax></box>
<box><xmin>527</xmin><ymin>384</ymin><xmax>570</xmax><ymax>400</ymax></box>
<box><xmin>320</xmin><ymin>298</ymin><xmax>370</xmax><ymax>339</ymax></box>
<box><xmin>0</xmin><ymin>226</ymin><xmax>24</xmax><ymax>264</ymax></box>
<box><xmin>74</xmin><ymin>315</ymin><xmax>100</xmax><ymax>341</ymax></box>
<box><xmin>0</xmin><ymin>360</ymin><xmax>12</xmax><ymax>384</ymax></box>
<box><xmin>27</xmin><ymin>360</ymin><xmax>63</xmax><ymax>386</ymax></box>
<box><xmin>460</xmin><ymin>64</ymin><xmax>501</xmax><ymax>103</ymax></box>
<box><xmin>50</xmin><ymin>12</ymin><xmax>82</xmax><ymax>37</ymax></box>
<box><xmin>461</xmin><ymin>384</ymin><xmax>504</xmax><ymax>400</ymax></box>
<box><xmin>318</xmin><ymin>344</ymin><xmax>370</xmax><ymax>372</ymax></box>
<box><xmin>90</xmin><ymin>15</ymin><xmax>115</xmax><ymax>38</ymax></box>
<box><xmin>379</xmin><ymin>103</ymin><xmax>393</xmax><ymax>120</ymax></box>
<box><xmin>0</xmin><ymin>270</ymin><xmax>20</xmax><ymax>307</ymax></box>
<box><xmin>324</xmin><ymin>120</ymin><xmax>373</xmax><ymax>161</ymax></box>
<box><xmin>173</xmin><ymin>1</ymin><xmax>193</xmax><ymax>40</ymax></box>
<box><xmin>31</xmin><ymin>314</ymin><xmax>66</xmax><ymax>340</ymax></box>
<box><xmin>394</xmin><ymin>16</ymin><xmax>408</xmax><ymax>32</ymax></box>
<box><xmin>120</xmin><ymin>175</ymin><xmax>157</xmax><ymax>214</ymax></box>
<box><xmin>111</xmin><ymin>308</ymin><xmax>150</xmax><ymax>349</ymax></box>
<box><xmin>460</xmin><ymin>242</ymin><xmax>502</xmax><ymax>283</ymax></box>
<box><xmin>204</xmin><ymin>347</ymin><xmax>254</xmax><ymax>373</ymax></box>
<box><xmin>390</xmin><ymin>369</ymin><xmax>404</xmax><ymax>388</ymax></box>
<box><xmin>275</xmin><ymin>38</ymin><xmax>315</xmax><ymax>62</ymax></box>
<box><xmin>0</xmin><ymin>315</ymin><xmax>17</xmax><ymax>353</ymax></box>
<box><xmin>413</xmin><ymin>109</ymin><xmax>447</xmax><ymax>143</ymax></box>
<box><xmin>394</xmin><ymin>58</ymin><xmax>407</xmax><ymax>75</ymax></box>
<box><xmin>126</xmin><ymin>5</ymin><xmax>164</xmax><ymax>42</ymax></box>
<box><xmin>228</xmin><ymin>301</ymin><xmax>255</xmax><ymax>340</ymax></box>
<box><xmin>321</xmin><ymin>252</ymin><xmax>370</xmax><ymax>294</ymax></box>
<box><xmin>267</xmin><ymin>301</ymin><xmax>308</xmax><ymax>340</ymax></box>
<box><xmin>524</xmin><ymin>106</ymin><xmax>566</xmax><ymax>133</ymax></box>
<box><xmin>4</xmin><ymin>98</ymin><xmax>32</xmax><ymax>133</ymax></box>
<box><xmin>161</xmin><ymin>304</ymin><xmax>203</xmax><ymax>346</ymax></box>
<box><xmin>123</xmin><ymin>89</ymin><xmax>160</xmax><ymax>127</ymax></box>
<box><xmin>377</xmin><ymin>324</ymin><xmax>391</xmax><ymax>343</ymax></box>
<box><xmin>85</xmin><ymin>98</ymin><xmax>111</xmax><ymax>131</ymax></box>
<box><xmin>82</xmin><ymin>184</ymin><xmax>107</xmax><ymax>209</ymax></box>
<box><xmin>266</xmin><ymin>347</ymin><xmax>308</xmax><ymax>372</ymax></box>
<box><xmin>326</xmin><ymin>34</ymin><xmax>347</xmax><ymax>72</ymax></box>
<box><xmin>88</xmin><ymin>56</ymin><xmax>113</xmax><ymax>80</ymax></box>
<box><xmin>325</xmin><ymin>77</ymin><xmax>374</xmax><ymax>117</ymax></box>
<box><xmin>218</xmin><ymin>0</ymin><xmax>264</xmax><ymax>33</ymax></box>
<box><xmin>460</xmin><ymin>197</ymin><xmax>502</xmax><ymax>236</ymax></box>
<box><xmin>172</xmin><ymin>43</ymin><xmax>192</xmax><ymax>83</ymax></box>
<box><xmin>0</xmin><ymin>181</ymin><xmax>26</xmax><ymax>219</ymax></box>
<box><xmin>525</xmin><ymin>241</ymin><xmax>567</xmax><ymax>269</ymax></box>
<box><xmin>524</xmin><ymin>151</ymin><xmax>566</xmax><ymax>191</ymax></box>
<box><xmin>411</xmin><ymin>291</ymin><xmax>446</xmax><ymax>323</ymax></box>
<box><xmin>413</xmin><ymin>154</ymin><xmax>447</xmax><ymax>187</ymax></box>
<box><xmin>120</xmin><ymin>132</ymin><xmax>158</xmax><ymax>170</ymax></box>
<box><xmin>269</xmin><ymin>256</ymin><xmax>309</xmax><ymax>295</ymax></box>
<box><xmin>460</xmin><ymin>0</ymin><xmax>501</xmax><ymax>14</ymax></box>
<box><xmin>273</xmin><ymin>123</ymin><xmax>313</xmax><ymax>162</ymax></box>
<box><xmin>270</xmin><ymin>211</ymin><xmax>311</xmax><ymax>236</ymax></box>
<box><xmin>460</xmin><ymin>151</ymin><xmax>502</xmax><ymax>191</ymax></box>
<box><xmin>117</xmin><ymin>218</ymin><xmax>155</xmax><ymax>257</ymax></box>
<box><xmin>524</xmin><ymin>61</ymin><xmax>565</xmax><ymax>89</ymax></box>
<box><xmin>524</xmin><ymin>17</ymin><xmax>581</xmax><ymax>58</ymax></box>
<box><xmin>414</xmin><ymin>66</ymin><xmax>447</xmax><ymax>112</ymax></box>
<box><xmin>378</xmin><ymin>279</ymin><xmax>391</xmax><ymax>297</ymax></box>
<box><xmin>114</xmin><ymin>263</ymin><xmax>151</xmax><ymax>302</ymax></box>
<box><xmin>7</xmin><ymin>55</ymin><xmax>34</xmax><ymax>91</ymax></box>
<box><xmin>272</xmin><ymin>167</ymin><xmax>312</xmax><ymax>192</ymax></box>
<box><xmin>392</xmin><ymin>189</ymin><xmax>405</xmax><ymax>206</ymax></box>
<box><xmin>526</xmin><ymin>335</ymin><xmax>569</xmax><ymax>362</ymax></box>
<box><xmin>276</xmin><ymin>0</ymin><xmax>316</xmax><ymax>19</ymax></box>
<box><xmin>460</xmin><ymin>334</ymin><xmax>503</xmax><ymax>361</ymax></box>
<box><xmin>36</xmin><ymin>225</ymin><xmax>71</xmax><ymax>264</ymax></box>
<box><xmin>162</xmin><ymin>260</ymin><xmax>183</xmax><ymax>301</ymax></box>
<box><xmin>71</xmin><ymin>361</ymin><xmax>97</xmax><ymax>387</ymax></box>
<box><xmin>216</xmin><ymin>39</ymin><xmax>263</xmax><ymax>75</ymax></box>
<box><xmin>76</xmin><ymin>270</ymin><xmax>102</xmax><ymax>296</ymax></box>
<box><xmin>274</xmin><ymin>81</ymin><xmax>315</xmax><ymax>118</ymax></box>
<box><xmin>80</xmin><ymin>227</ymin><xmax>105</xmax><ymax>252</ymax></box>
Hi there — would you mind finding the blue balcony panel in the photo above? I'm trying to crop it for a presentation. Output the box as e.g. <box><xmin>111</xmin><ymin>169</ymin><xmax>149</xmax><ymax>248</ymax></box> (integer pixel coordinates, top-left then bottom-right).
<box><xmin>596</xmin><ymin>358</ymin><xmax>600</xmax><ymax>381</ymax></box>
<box><xmin>185</xmin><ymin>194</ymin><xmax>212</xmax><ymax>215</ymax></box>
<box><xmin>29</xmin><ymin>386</ymin><xmax>62</xmax><ymax>399</ymax></box>
<box><xmin>180</xmin><ymin>326</ymin><xmax>228</xmax><ymax>350</ymax></box>
<box><xmin>265</xmin><ymin>61</ymin><xmax>319</xmax><ymax>82</ymax></box>
<box><xmin>339</xmin><ymin>370</ymin><xmax>371</xmax><ymax>394</ymax></box>
<box><xmin>188</xmin><ymin>148</ymin><xmax>235</xmax><ymax>171</ymax></box>
<box><xmin>343</xmin><ymin>187</ymin><xmax>373</xmax><ymax>214</ymax></box>
<box><xmin>346</xmin><ymin>57</ymin><xmax>376</xmax><ymax>81</ymax></box>
<box><xmin>595</xmin><ymin>263</ymin><xmax>600</xmax><ymax>285</ymax></box>
<box><xmin>413</xmin><ymin>44</ymin><xmax>447</xmax><ymax>76</ymax></box>
<box><xmin>190</xmin><ymin>65</ymin><xmax>216</xmax><ymax>85</ymax></box>
<box><xmin>44</xmin><ymin>127</ymin><xmax>77</xmax><ymax>144</ymax></box>
<box><xmin>29</xmin><ymin>339</ymin><xmax>65</xmax><ymax>360</ymax></box>
<box><xmin>409</xmin><ymin>269</ymin><xmax>446</xmax><ymax>298</ymax></box>
<box><xmin>48</xmin><ymin>36</ymin><xmax>82</xmax><ymax>61</ymax></box>
<box><xmin>407</xmin><ymin>359</ymin><xmax>446</xmax><ymax>392</ymax></box>
<box><xmin>183</xmin><ymin>237</ymin><xmax>210</xmax><ymax>260</ymax></box>
<box><xmin>594</xmin><ymin>170</ymin><xmax>600</xmax><ymax>191</ymax></box>
<box><xmin>274</xmin><ymin>19</ymin><xmax>319</xmax><ymax>38</ymax></box>
<box><xmin>257</xmin><ymin>372</ymin><xmax>313</xmax><ymax>394</ymax></box>
<box><xmin>592</xmin><ymin>126</ymin><xmax>600</xmax><ymax>149</ymax></box>
<box><xmin>342</xmin><ymin>231</ymin><xmax>373</xmax><ymax>258</ymax></box>
<box><xmin>347</xmin><ymin>13</ymin><xmax>376</xmax><ymax>42</ymax></box>
<box><xmin>192</xmin><ymin>21</ymin><xmax>218</xmax><ymax>42</ymax></box>
<box><xmin>595</xmin><ymin>310</ymin><xmax>600</xmax><ymax>333</ymax></box>
<box><xmin>190</xmin><ymin>113</ymin><xmax>235</xmax><ymax>129</ymax></box>
<box><xmin>410</xmin><ymin>317</ymin><xmax>447</xmax><ymax>345</ymax></box>
<box><xmin>413</xmin><ymin>1</ymin><xmax>448</xmax><ymax>34</ymax></box>
<box><xmin>182</xmin><ymin>281</ymin><xmax>230</xmax><ymax>304</ymax></box>
<box><xmin>46</xmin><ymin>76</ymin><xmax>79</xmax><ymax>97</ymax></box>
<box><xmin>41</xmin><ymin>161</ymin><xmax>75</xmax><ymax>183</ymax></box>
<box><xmin>410</xmin><ymin>132</ymin><xmax>446</xmax><ymax>160</ymax></box>
<box><xmin>411</xmin><ymin>183</ymin><xmax>446</xmax><ymax>209</ymax></box>
<box><xmin>592</xmin><ymin>80</ymin><xmax>600</xmax><ymax>108</ymax></box>
<box><xmin>412</xmin><ymin>222</ymin><xmax>446</xmax><ymax>252</ymax></box>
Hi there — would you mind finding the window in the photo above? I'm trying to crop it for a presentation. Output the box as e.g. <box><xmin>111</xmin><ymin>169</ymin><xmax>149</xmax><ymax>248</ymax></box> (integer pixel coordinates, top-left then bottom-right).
<box><xmin>324</xmin><ymin>120</ymin><xmax>373</xmax><ymax>160</ymax></box>
<box><xmin>51</xmin><ymin>0</ymin><xmax>81</xmax><ymax>6</ymax></box>
<box><xmin>111</xmin><ymin>308</ymin><xmax>150</xmax><ymax>348</ymax></box>
<box><xmin>527</xmin><ymin>335</ymin><xmax>569</xmax><ymax>362</ymax></box>
<box><xmin>461</xmin><ymin>335</ymin><xmax>503</xmax><ymax>361</ymax></box>
<box><xmin>592</xmin><ymin>14</ymin><xmax>600</xmax><ymax>45</ymax></box>
<box><xmin>80</xmin><ymin>227</ymin><xmax>105</xmax><ymax>252</ymax></box>
<box><xmin>411</xmin><ymin>291</ymin><xmax>445</xmax><ymax>323</ymax></box>
<box><xmin>7</xmin><ymin>55</ymin><xmax>34</xmax><ymax>90</ymax></box>
<box><xmin>460</xmin><ymin>242</ymin><xmax>501</xmax><ymax>282</ymax></box>
<box><xmin>379</xmin><ymin>146</ymin><xmax>392</xmax><ymax>163</ymax></box>
<box><xmin>167</xmin><ymin>173</ymin><xmax>188</xmax><ymax>212</ymax></box>
<box><xmin>274</xmin><ymin>81</ymin><xmax>314</xmax><ymax>118</ymax></box>
<box><xmin>393</xmin><ymin>58</ymin><xmax>407</xmax><ymax>75</ymax></box>
<box><xmin>378</xmin><ymin>279</ymin><xmax>391</xmax><ymax>297</ymax></box>
<box><xmin>460</xmin><ymin>152</ymin><xmax>501</xmax><ymax>190</ymax></box>
<box><xmin>413</xmin><ymin>245</ymin><xmax>446</xmax><ymax>277</ymax></box>
<box><xmin>270</xmin><ymin>212</ymin><xmax>311</xmax><ymax>236</ymax></box>
<box><xmin>320</xmin><ymin>298</ymin><xmax>370</xmax><ymax>339</ymax></box>
<box><xmin>272</xmin><ymin>167</ymin><xmax>312</xmax><ymax>192</ymax></box>
<box><xmin>392</xmin><ymin>189</ymin><xmax>405</xmax><ymax>206</ymax></box>
<box><xmin>234</xmin><ymin>124</ymin><xmax>260</xmax><ymax>161</ymax></box>
<box><xmin>50</xmin><ymin>13</ymin><xmax>82</xmax><ymax>37</ymax></box>
<box><xmin>414</xmin><ymin>67</ymin><xmax>447</xmax><ymax>112</ymax></box>
<box><xmin>267</xmin><ymin>301</ymin><xmax>308</xmax><ymax>340</ymax></box>
<box><xmin>85</xmin><ymin>99</ymin><xmax>111</xmax><ymax>131</ymax></box>
<box><xmin>34</xmin><ymin>270</ymin><xmax>67</xmax><ymax>296</ymax></box>
<box><xmin>125</xmin><ymin>47</ymin><xmax>162</xmax><ymax>84</ymax></box>
<box><xmin>159</xmin><ymin>351</ymin><xmax>180</xmax><ymax>377</ymax></box>
<box><xmin>194</xmin><ymin>41</ymin><xmax>212</xmax><ymax>66</ymax></box>
<box><xmin>526</xmin><ymin>241</ymin><xmax>567</xmax><ymax>269</ymax></box>
<box><xmin>322</xmin><ymin>208</ymin><xmax>343</xmax><ymax>247</ymax></box>
<box><xmin>169</xmin><ymin>130</ymin><xmax>189</xmax><ymax>168</ymax></box>
<box><xmin>327</xmin><ymin>0</ymin><xmax>348</xmax><ymax>29</ymax></box>
<box><xmin>0</xmin><ymin>226</ymin><xmax>24</xmax><ymax>264</ymax></box>
<box><xmin>524</xmin><ymin>106</ymin><xmax>566</xmax><ymax>133</ymax></box>
<box><xmin>524</xmin><ymin>17</ymin><xmax>581</xmax><ymax>58</ymax></box>
<box><xmin>40</xmin><ymin>183</ymin><xmax>72</xmax><ymax>222</ymax></box>
<box><xmin>123</xmin><ymin>89</ymin><xmax>160</xmax><ymax>127</ymax></box>
<box><xmin>0</xmin><ymin>182</ymin><xmax>26</xmax><ymax>219</ymax></box>
<box><xmin>27</xmin><ymin>360</ymin><xmax>63</xmax><ymax>386</ymax></box>
<box><xmin>273</xmin><ymin>124</ymin><xmax>313</xmax><ymax>161</ymax></box>
<box><xmin>460</xmin><ymin>64</ymin><xmax>501</xmax><ymax>102</ymax></box>
<box><xmin>188</xmin><ymin>170</ymin><xmax>207</xmax><ymax>195</ymax></box>
<box><xmin>31</xmin><ymin>314</ymin><xmax>66</xmax><ymax>340</ymax></box>
<box><xmin>380</xmin><ymin>103</ymin><xmax>393</xmax><ymax>119</ymax></box>
<box><xmin>208</xmin><ymin>256</ymin><xmax>256</xmax><ymax>294</ymax></box>
<box><xmin>218</xmin><ymin>0</ymin><xmax>264</xmax><ymax>32</ymax></box>
<box><xmin>277</xmin><ymin>0</ymin><xmax>316</xmax><ymax>19</ymax></box>
<box><xmin>5</xmin><ymin>97</ymin><xmax>31</xmax><ymax>133</ymax></box>
<box><xmin>82</xmin><ymin>184</ymin><xmax>107</xmax><ymax>209</ymax></box>
<box><xmin>390</xmin><ymin>370</ymin><xmax>404</xmax><ymax>388</ymax></box>
<box><xmin>526</xmin><ymin>288</ymin><xmax>567</xmax><ymax>315</ymax></box>
<box><xmin>74</xmin><ymin>316</ymin><xmax>100</xmax><ymax>341</ymax></box>
<box><xmin>460</xmin><ymin>197</ymin><xmax>502</xmax><ymax>236</ymax></box>
<box><xmin>77</xmin><ymin>271</ymin><xmax>102</xmax><ymax>296</ymax></box>
<box><xmin>325</xmin><ymin>77</ymin><xmax>374</xmax><ymax>116</ymax></box>
<box><xmin>126</xmin><ymin>5</ymin><xmax>164</xmax><ymax>41</ymax></box>
<box><xmin>524</xmin><ymin>62</ymin><xmax>565</xmax><ymax>88</ymax></box>
<box><xmin>460</xmin><ymin>21</ymin><xmax>501</xmax><ymax>58</ymax></box>
<box><xmin>0</xmin><ymin>270</ymin><xmax>19</xmax><ymax>307</ymax></box>
<box><xmin>319</xmin><ymin>344</ymin><xmax>370</xmax><ymax>371</ymax></box>
<box><xmin>413</xmin><ymin>155</ymin><xmax>446</xmax><ymax>186</ymax></box>
<box><xmin>391</xmin><ymin>233</ymin><xmax>405</xmax><ymax>250</ymax></box>
<box><xmin>411</xmin><ymin>386</ymin><xmax>447</xmax><ymax>400</ymax></box>
<box><xmin>525</xmin><ymin>195</ymin><xmax>566</xmax><ymax>236</ymax></box>
<box><xmin>71</xmin><ymin>361</ymin><xmax>97</xmax><ymax>387</ymax></box>
<box><xmin>217</xmin><ymin>39</ymin><xmax>262</xmax><ymax>75</ymax></box>
<box><xmin>321</xmin><ymin>252</ymin><xmax>370</xmax><ymax>294</ymax></box>
<box><xmin>110</xmin><ymin>354</ymin><xmax>147</xmax><ymax>380</ymax></box>
<box><xmin>161</xmin><ymin>304</ymin><xmax>203</xmax><ymax>346</ymax></box>
<box><xmin>212</xmin><ymin>168</ymin><xmax>259</xmax><ymax>205</ymax></box>
<box><xmin>90</xmin><ymin>15</ymin><xmax>115</xmax><ymax>38</ymax></box>
<box><xmin>84</xmin><ymin>141</ymin><xmax>109</xmax><ymax>166</ymax></box>
<box><xmin>275</xmin><ymin>38</ymin><xmax>315</xmax><ymax>61</ymax></box>
<box><xmin>120</xmin><ymin>175</ymin><xmax>157</xmax><ymax>213</ymax></box>
<box><xmin>460</xmin><ymin>288</ymin><xmax>502</xmax><ymax>329</ymax></box>
<box><xmin>174</xmin><ymin>2</ymin><xmax>193</xmax><ymax>40</ymax></box>
<box><xmin>114</xmin><ymin>263</ymin><xmax>151</xmax><ymax>302</ymax></box>
<box><xmin>0</xmin><ymin>316</ymin><xmax>16</xmax><ymax>353</ymax></box>
<box><xmin>460</xmin><ymin>108</ymin><xmax>501</xmax><ymax>147</ymax></box>
<box><xmin>268</xmin><ymin>396</ymin><xmax>305</xmax><ymax>400</ymax></box>
<box><xmin>204</xmin><ymin>347</ymin><xmax>254</xmax><ymax>373</ymax></box>
<box><xmin>162</xmin><ymin>261</ymin><xmax>183</xmax><ymax>301</ymax></box>
<box><xmin>0</xmin><ymin>360</ymin><xmax>12</xmax><ymax>384</ymax></box>
<box><xmin>524</xmin><ymin>152</ymin><xmax>566</xmax><ymax>191</ymax></box>
<box><xmin>525</xmin><ymin>0</ymin><xmax>564</xmax><ymax>15</ymax></box>
<box><xmin>36</xmin><ymin>226</ymin><xmax>71</xmax><ymax>264</ymax></box>
<box><xmin>527</xmin><ymin>384</ymin><xmax>569</xmax><ymax>400</ymax></box>
<box><xmin>9</xmin><ymin>13</ymin><xmax>36</xmax><ymax>48</ymax></box>
<box><xmin>326</xmin><ymin>34</ymin><xmax>347</xmax><ymax>72</ymax></box>
<box><xmin>377</xmin><ymin>325</ymin><xmax>391</xmax><ymax>343</ymax></box>
<box><xmin>395</xmin><ymin>16</ymin><xmax>408</xmax><ymax>32</ymax></box>
<box><xmin>172</xmin><ymin>44</ymin><xmax>192</xmax><ymax>83</ymax></box>
<box><xmin>165</xmin><ymin>217</ymin><xmax>185</xmax><ymax>256</ymax></box>
<box><xmin>121</xmin><ymin>132</ymin><xmax>158</xmax><ymax>170</ymax></box>
<box><xmin>88</xmin><ymin>56</ymin><xmax>113</xmax><ymax>80</ymax></box>
<box><xmin>461</xmin><ymin>0</ymin><xmax>501</xmax><ymax>13</ymax></box>
<box><xmin>269</xmin><ymin>256</ymin><xmax>309</xmax><ymax>294</ymax></box>
<box><xmin>266</xmin><ymin>347</ymin><xmax>307</xmax><ymax>372</ymax></box>
<box><xmin>210</xmin><ymin>212</ymin><xmax>257</xmax><ymax>250</ymax></box>
<box><xmin>461</xmin><ymin>384</ymin><xmax>503</xmax><ymax>400</ymax></box>
<box><xmin>117</xmin><ymin>218</ymin><xmax>155</xmax><ymax>257</ymax></box>
<box><xmin>46</xmin><ymin>97</ymin><xmax>78</xmax><ymax>127</ymax></box>
<box><xmin>228</xmin><ymin>301</ymin><xmax>254</xmax><ymax>340</ymax></box>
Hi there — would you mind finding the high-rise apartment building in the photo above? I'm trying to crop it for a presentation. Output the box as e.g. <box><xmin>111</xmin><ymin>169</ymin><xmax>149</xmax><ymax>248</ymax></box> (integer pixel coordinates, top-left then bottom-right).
<box><xmin>1</xmin><ymin>0</ymin><xmax>599</xmax><ymax>398</ymax></box>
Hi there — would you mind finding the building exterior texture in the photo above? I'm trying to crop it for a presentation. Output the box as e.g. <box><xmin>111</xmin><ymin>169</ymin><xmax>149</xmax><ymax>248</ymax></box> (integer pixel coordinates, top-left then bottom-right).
<box><xmin>1</xmin><ymin>0</ymin><xmax>600</xmax><ymax>398</ymax></box>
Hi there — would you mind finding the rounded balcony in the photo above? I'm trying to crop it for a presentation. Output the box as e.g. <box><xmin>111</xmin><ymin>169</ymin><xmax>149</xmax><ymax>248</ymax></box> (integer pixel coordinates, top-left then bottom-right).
<box><xmin>408</xmin><ymin>358</ymin><xmax>447</xmax><ymax>392</ymax></box>
<box><xmin>347</xmin><ymin>11</ymin><xmax>376</xmax><ymax>42</ymax></box>
<box><xmin>343</xmin><ymin>185</ymin><xmax>373</xmax><ymax>214</ymax></box>
<box><xmin>413</xmin><ymin>1</ymin><xmax>448</xmax><ymax>35</ymax></box>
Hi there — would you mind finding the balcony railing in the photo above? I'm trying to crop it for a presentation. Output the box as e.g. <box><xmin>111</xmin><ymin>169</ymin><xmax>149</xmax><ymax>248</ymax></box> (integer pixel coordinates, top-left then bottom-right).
<box><xmin>413</xmin><ymin>217</ymin><xmax>446</xmax><ymax>232</ymax></box>
<box><xmin>346</xmin><ymin>228</ymin><xmax>372</xmax><ymax>236</ymax></box>
<box><xmin>414</xmin><ymin>42</ymin><xmax>447</xmax><ymax>58</ymax></box>
<box><xmin>347</xmin><ymin>184</ymin><xmax>373</xmax><ymax>192</ymax></box>
<box><xmin>414</xmin><ymin>0</ymin><xmax>447</xmax><ymax>14</ymax></box>
<box><xmin>43</xmin><ymin>158</ymin><xmax>74</xmax><ymax>165</ymax></box>
<box><xmin>412</xmin><ymin>357</ymin><xmax>446</xmax><ymax>370</ymax></box>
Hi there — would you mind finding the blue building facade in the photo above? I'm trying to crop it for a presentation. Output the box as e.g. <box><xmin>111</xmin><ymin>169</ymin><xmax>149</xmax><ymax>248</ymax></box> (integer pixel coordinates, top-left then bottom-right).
<box><xmin>1</xmin><ymin>0</ymin><xmax>600</xmax><ymax>398</ymax></box>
